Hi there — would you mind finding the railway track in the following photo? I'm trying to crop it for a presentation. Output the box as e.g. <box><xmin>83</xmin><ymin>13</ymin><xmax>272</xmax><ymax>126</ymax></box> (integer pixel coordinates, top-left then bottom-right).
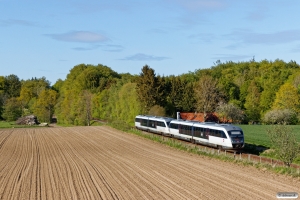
<box><xmin>138</xmin><ymin>129</ymin><xmax>241</xmax><ymax>154</ymax></box>
<box><xmin>137</xmin><ymin>128</ymin><xmax>300</xmax><ymax>169</ymax></box>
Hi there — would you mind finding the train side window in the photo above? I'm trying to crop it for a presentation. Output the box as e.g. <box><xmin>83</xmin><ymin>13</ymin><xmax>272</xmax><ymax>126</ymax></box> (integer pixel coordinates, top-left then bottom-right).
<box><xmin>141</xmin><ymin>119</ymin><xmax>147</xmax><ymax>126</ymax></box>
<box><xmin>216</xmin><ymin>130</ymin><xmax>221</xmax><ymax>137</ymax></box>
<box><xmin>149</xmin><ymin>120</ymin><xmax>156</xmax><ymax>128</ymax></box>
<box><xmin>185</xmin><ymin>125</ymin><xmax>188</xmax><ymax>135</ymax></box>
<box><xmin>208</xmin><ymin>129</ymin><xmax>211</xmax><ymax>136</ymax></box>
<box><xmin>171</xmin><ymin>123</ymin><xmax>178</xmax><ymax>129</ymax></box>
<box><xmin>180</xmin><ymin>125</ymin><xmax>184</xmax><ymax>134</ymax></box>
<box><xmin>211</xmin><ymin>129</ymin><xmax>216</xmax><ymax>137</ymax></box>
<box><xmin>205</xmin><ymin>128</ymin><xmax>210</xmax><ymax>138</ymax></box>
<box><xmin>221</xmin><ymin>131</ymin><xmax>227</xmax><ymax>138</ymax></box>
<box><xmin>194</xmin><ymin>127</ymin><xmax>200</xmax><ymax>137</ymax></box>
<box><xmin>200</xmin><ymin>128</ymin><xmax>204</xmax><ymax>138</ymax></box>
<box><xmin>157</xmin><ymin>121</ymin><xmax>165</xmax><ymax>127</ymax></box>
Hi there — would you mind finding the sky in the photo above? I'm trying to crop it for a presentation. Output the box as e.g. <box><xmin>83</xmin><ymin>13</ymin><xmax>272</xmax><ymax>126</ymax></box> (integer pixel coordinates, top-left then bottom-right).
<box><xmin>1</xmin><ymin>0</ymin><xmax>300</xmax><ymax>85</ymax></box>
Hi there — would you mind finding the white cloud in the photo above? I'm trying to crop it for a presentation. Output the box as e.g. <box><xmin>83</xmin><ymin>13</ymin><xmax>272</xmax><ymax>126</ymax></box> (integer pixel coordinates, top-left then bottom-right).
<box><xmin>72</xmin><ymin>44</ymin><xmax>124</xmax><ymax>52</ymax></box>
<box><xmin>0</xmin><ymin>19</ymin><xmax>37</xmax><ymax>27</ymax></box>
<box><xmin>45</xmin><ymin>31</ymin><xmax>109</xmax><ymax>43</ymax></box>
<box><xmin>188</xmin><ymin>33</ymin><xmax>215</xmax><ymax>43</ymax></box>
<box><xmin>120</xmin><ymin>53</ymin><xmax>169</xmax><ymax>61</ymax></box>
<box><xmin>245</xmin><ymin>11</ymin><xmax>266</xmax><ymax>21</ymax></box>
<box><xmin>172</xmin><ymin>0</ymin><xmax>225</xmax><ymax>12</ymax></box>
<box><xmin>225</xmin><ymin>29</ymin><xmax>300</xmax><ymax>45</ymax></box>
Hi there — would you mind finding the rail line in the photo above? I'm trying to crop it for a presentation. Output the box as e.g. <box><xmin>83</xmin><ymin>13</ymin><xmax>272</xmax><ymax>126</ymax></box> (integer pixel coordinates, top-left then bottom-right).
<box><xmin>137</xmin><ymin>128</ymin><xmax>300</xmax><ymax>169</ymax></box>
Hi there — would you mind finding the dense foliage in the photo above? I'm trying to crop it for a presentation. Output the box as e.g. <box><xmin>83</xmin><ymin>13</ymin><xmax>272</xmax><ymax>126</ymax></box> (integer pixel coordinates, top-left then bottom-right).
<box><xmin>267</xmin><ymin>124</ymin><xmax>300</xmax><ymax>167</ymax></box>
<box><xmin>1</xmin><ymin>59</ymin><xmax>300</xmax><ymax>125</ymax></box>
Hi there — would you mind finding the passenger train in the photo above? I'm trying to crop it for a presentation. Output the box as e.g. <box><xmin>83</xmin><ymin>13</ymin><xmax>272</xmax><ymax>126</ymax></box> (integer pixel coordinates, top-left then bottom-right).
<box><xmin>135</xmin><ymin>115</ymin><xmax>244</xmax><ymax>150</ymax></box>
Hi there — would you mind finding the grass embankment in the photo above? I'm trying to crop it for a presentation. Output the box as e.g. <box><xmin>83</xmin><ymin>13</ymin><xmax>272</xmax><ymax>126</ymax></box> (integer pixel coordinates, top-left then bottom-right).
<box><xmin>109</xmin><ymin>121</ymin><xmax>300</xmax><ymax>178</ymax></box>
<box><xmin>0</xmin><ymin>121</ymin><xmax>35</xmax><ymax>128</ymax></box>
<box><xmin>238</xmin><ymin>125</ymin><xmax>300</xmax><ymax>164</ymax></box>
<box><xmin>239</xmin><ymin>125</ymin><xmax>300</xmax><ymax>148</ymax></box>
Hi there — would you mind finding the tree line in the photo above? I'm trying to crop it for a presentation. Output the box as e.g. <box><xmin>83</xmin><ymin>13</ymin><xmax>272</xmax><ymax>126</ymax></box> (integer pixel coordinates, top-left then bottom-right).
<box><xmin>1</xmin><ymin>59</ymin><xmax>300</xmax><ymax>125</ymax></box>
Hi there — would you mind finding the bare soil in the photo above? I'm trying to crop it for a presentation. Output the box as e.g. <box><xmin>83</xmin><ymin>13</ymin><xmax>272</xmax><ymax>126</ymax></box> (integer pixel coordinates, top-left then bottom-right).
<box><xmin>0</xmin><ymin>126</ymin><xmax>299</xmax><ymax>199</ymax></box>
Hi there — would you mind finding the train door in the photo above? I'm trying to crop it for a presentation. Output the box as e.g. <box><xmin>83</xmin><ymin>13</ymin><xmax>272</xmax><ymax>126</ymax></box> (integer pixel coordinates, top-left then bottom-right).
<box><xmin>204</xmin><ymin>128</ymin><xmax>210</xmax><ymax>139</ymax></box>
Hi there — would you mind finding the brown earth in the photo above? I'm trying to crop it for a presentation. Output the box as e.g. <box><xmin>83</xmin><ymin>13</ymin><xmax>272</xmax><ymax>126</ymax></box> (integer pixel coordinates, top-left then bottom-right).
<box><xmin>0</xmin><ymin>126</ymin><xmax>299</xmax><ymax>200</ymax></box>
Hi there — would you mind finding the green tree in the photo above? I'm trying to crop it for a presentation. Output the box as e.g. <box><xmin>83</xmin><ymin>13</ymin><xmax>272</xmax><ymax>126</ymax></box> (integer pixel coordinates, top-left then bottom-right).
<box><xmin>0</xmin><ymin>76</ymin><xmax>5</xmax><ymax>119</ymax></box>
<box><xmin>117</xmin><ymin>82</ymin><xmax>142</xmax><ymax>123</ymax></box>
<box><xmin>165</xmin><ymin>76</ymin><xmax>185</xmax><ymax>116</ymax></box>
<box><xmin>181</xmin><ymin>82</ymin><xmax>196</xmax><ymax>112</ymax></box>
<box><xmin>19</xmin><ymin>77</ymin><xmax>51</xmax><ymax>114</ymax></box>
<box><xmin>56</xmin><ymin>89</ymin><xmax>77</xmax><ymax>124</ymax></box>
<box><xmin>148</xmin><ymin>105</ymin><xmax>166</xmax><ymax>116</ymax></box>
<box><xmin>55</xmin><ymin>64</ymin><xmax>120</xmax><ymax>125</ymax></box>
<box><xmin>52</xmin><ymin>79</ymin><xmax>64</xmax><ymax>93</ymax></box>
<box><xmin>34</xmin><ymin>89</ymin><xmax>58</xmax><ymax>123</ymax></box>
<box><xmin>1</xmin><ymin>97</ymin><xmax>22</xmax><ymax>121</ymax></box>
<box><xmin>92</xmin><ymin>89</ymin><xmax>110</xmax><ymax>120</ymax></box>
<box><xmin>83</xmin><ymin>90</ymin><xmax>93</xmax><ymax>126</ymax></box>
<box><xmin>72</xmin><ymin>90</ymin><xmax>93</xmax><ymax>126</ymax></box>
<box><xmin>267</xmin><ymin>124</ymin><xmax>300</xmax><ymax>167</ymax></box>
<box><xmin>259</xmin><ymin>89</ymin><xmax>275</xmax><ymax>114</ymax></box>
<box><xmin>272</xmin><ymin>83</ymin><xmax>300</xmax><ymax>113</ymax></box>
<box><xmin>136</xmin><ymin>65</ymin><xmax>163</xmax><ymax>114</ymax></box>
<box><xmin>216</xmin><ymin>102</ymin><xmax>244</xmax><ymax>123</ymax></box>
<box><xmin>4</xmin><ymin>74</ymin><xmax>21</xmax><ymax>98</ymax></box>
<box><xmin>244</xmin><ymin>80</ymin><xmax>261</xmax><ymax>123</ymax></box>
<box><xmin>194</xmin><ymin>75</ymin><xmax>221</xmax><ymax>121</ymax></box>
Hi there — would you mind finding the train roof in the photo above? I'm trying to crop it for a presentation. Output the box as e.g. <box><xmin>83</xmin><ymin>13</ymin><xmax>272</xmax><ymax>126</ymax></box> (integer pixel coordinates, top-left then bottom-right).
<box><xmin>135</xmin><ymin>115</ymin><xmax>174</xmax><ymax>122</ymax></box>
<box><xmin>169</xmin><ymin>119</ymin><xmax>242</xmax><ymax>131</ymax></box>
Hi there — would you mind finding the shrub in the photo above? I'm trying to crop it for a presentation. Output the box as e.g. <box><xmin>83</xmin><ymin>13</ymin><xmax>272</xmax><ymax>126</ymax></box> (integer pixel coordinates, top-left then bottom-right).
<box><xmin>148</xmin><ymin>105</ymin><xmax>166</xmax><ymax>116</ymax></box>
<box><xmin>263</xmin><ymin>109</ymin><xmax>298</xmax><ymax>125</ymax></box>
<box><xmin>267</xmin><ymin>124</ymin><xmax>300</xmax><ymax>167</ymax></box>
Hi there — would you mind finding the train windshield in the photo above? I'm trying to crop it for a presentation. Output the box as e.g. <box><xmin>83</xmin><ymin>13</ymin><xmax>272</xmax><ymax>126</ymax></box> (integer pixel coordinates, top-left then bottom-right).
<box><xmin>228</xmin><ymin>130</ymin><xmax>243</xmax><ymax>137</ymax></box>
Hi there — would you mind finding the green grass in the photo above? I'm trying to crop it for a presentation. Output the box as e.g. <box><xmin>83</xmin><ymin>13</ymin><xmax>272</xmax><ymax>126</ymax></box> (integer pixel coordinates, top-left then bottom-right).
<box><xmin>237</xmin><ymin>125</ymin><xmax>300</xmax><ymax>148</ymax></box>
<box><xmin>237</xmin><ymin>124</ymin><xmax>300</xmax><ymax>165</ymax></box>
<box><xmin>0</xmin><ymin>121</ymin><xmax>15</xmax><ymax>128</ymax></box>
<box><xmin>0</xmin><ymin>121</ymin><xmax>35</xmax><ymax>128</ymax></box>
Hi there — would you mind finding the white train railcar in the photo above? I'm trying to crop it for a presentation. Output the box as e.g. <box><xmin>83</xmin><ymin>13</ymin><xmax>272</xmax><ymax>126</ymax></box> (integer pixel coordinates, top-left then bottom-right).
<box><xmin>169</xmin><ymin>120</ymin><xmax>244</xmax><ymax>150</ymax></box>
<box><xmin>135</xmin><ymin>115</ymin><xmax>173</xmax><ymax>135</ymax></box>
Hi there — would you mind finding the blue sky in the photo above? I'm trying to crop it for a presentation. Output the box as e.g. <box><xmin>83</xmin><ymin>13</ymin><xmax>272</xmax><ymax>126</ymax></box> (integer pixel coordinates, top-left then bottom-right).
<box><xmin>1</xmin><ymin>0</ymin><xmax>300</xmax><ymax>85</ymax></box>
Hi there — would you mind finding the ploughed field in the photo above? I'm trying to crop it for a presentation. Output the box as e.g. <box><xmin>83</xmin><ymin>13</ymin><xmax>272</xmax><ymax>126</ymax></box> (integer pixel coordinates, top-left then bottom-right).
<box><xmin>0</xmin><ymin>126</ymin><xmax>299</xmax><ymax>199</ymax></box>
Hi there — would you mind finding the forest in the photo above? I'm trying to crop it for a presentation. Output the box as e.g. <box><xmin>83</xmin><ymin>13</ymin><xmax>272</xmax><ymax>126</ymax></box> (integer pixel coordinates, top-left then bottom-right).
<box><xmin>1</xmin><ymin>59</ymin><xmax>300</xmax><ymax>126</ymax></box>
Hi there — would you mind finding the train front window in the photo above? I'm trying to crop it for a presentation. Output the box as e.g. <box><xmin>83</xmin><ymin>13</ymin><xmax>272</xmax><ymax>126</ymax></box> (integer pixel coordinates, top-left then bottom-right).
<box><xmin>228</xmin><ymin>130</ymin><xmax>243</xmax><ymax>137</ymax></box>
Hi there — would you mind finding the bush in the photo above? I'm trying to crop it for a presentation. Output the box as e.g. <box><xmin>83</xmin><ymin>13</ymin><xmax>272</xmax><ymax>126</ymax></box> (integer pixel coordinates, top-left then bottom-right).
<box><xmin>148</xmin><ymin>105</ymin><xmax>166</xmax><ymax>116</ymax></box>
<box><xmin>267</xmin><ymin>124</ymin><xmax>300</xmax><ymax>167</ymax></box>
<box><xmin>263</xmin><ymin>109</ymin><xmax>298</xmax><ymax>125</ymax></box>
